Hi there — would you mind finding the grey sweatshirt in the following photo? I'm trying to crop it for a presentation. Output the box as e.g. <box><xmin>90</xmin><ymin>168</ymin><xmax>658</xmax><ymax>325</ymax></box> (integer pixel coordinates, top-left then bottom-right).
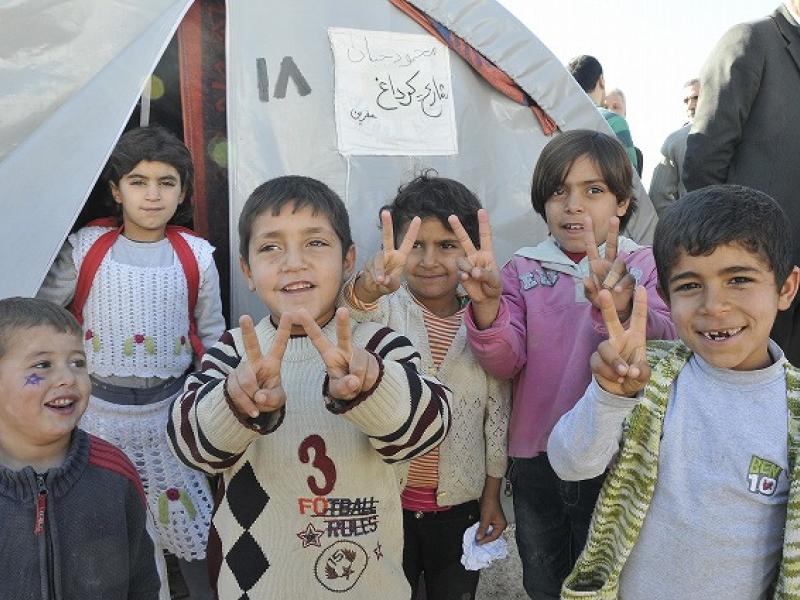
<box><xmin>548</xmin><ymin>340</ymin><xmax>789</xmax><ymax>600</ymax></box>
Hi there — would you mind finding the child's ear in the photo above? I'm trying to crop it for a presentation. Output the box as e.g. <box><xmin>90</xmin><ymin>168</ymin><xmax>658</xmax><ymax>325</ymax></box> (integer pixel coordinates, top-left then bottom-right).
<box><xmin>110</xmin><ymin>182</ymin><xmax>121</xmax><ymax>204</ymax></box>
<box><xmin>778</xmin><ymin>266</ymin><xmax>800</xmax><ymax>311</ymax></box>
<box><xmin>342</xmin><ymin>244</ymin><xmax>356</xmax><ymax>281</ymax></box>
<box><xmin>239</xmin><ymin>256</ymin><xmax>256</xmax><ymax>292</ymax></box>
<box><xmin>615</xmin><ymin>197</ymin><xmax>631</xmax><ymax>218</ymax></box>
<box><xmin>656</xmin><ymin>285</ymin><xmax>670</xmax><ymax>307</ymax></box>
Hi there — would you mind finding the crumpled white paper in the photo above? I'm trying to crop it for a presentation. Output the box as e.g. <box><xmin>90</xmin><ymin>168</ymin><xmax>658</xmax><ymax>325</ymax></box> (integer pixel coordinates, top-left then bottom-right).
<box><xmin>460</xmin><ymin>522</ymin><xmax>508</xmax><ymax>571</ymax></box>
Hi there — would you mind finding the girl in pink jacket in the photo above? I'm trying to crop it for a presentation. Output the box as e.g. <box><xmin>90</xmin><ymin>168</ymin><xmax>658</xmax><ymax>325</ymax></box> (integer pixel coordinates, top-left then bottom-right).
<box><xmin>455</xmin><ymin>130</ymin><xmax>676</xmax><ymax>599</ymax></box>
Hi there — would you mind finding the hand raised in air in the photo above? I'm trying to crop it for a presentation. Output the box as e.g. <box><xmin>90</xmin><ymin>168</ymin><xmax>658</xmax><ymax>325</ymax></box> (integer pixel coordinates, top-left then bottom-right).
<box><xmin>590</xmin><ymin>286</ymin><xmax>651</xmax><ymax>397</ymax></box>
<box><xmin>296</xmin><ymin>307</ymin><xmax>380</xmax><ymax>401</ymax></box>
<box><xmin>583</xmin><ymin>216</ymin><xmax>636</xmax><ymax>322</ymax></box>
<box><xmin>355</xmin><ymin>211</ymin><xmax>421</xmax><ymax>304</ymax></box>
<box><xmin>228</xmin><ymin>313</ymin><xmax>292</xmax><ymax>418</ymax></box>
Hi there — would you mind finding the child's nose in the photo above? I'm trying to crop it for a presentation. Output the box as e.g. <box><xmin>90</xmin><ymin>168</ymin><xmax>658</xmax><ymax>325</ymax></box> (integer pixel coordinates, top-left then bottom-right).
<box><xmin>564</xmin><ymin>193</ymin><xmax>583</xmax><ymax>213</ymax></box>
<box><xmin>281</xmin><ymin>246</ymin><xmax>306</xmax><ymax>270</ymax></box>
<box><xmin>701</xmin><ymin>288</ymin><xmax>729</xmax><ymax>315</ymax></box>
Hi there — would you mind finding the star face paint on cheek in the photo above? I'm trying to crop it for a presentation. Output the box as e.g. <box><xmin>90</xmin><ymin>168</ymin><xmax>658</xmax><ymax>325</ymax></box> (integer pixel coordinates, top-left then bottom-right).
<box><xmin>24</xmin><ymin>374</ymin><xmax>44</xmax><ymax>386</ymax></box>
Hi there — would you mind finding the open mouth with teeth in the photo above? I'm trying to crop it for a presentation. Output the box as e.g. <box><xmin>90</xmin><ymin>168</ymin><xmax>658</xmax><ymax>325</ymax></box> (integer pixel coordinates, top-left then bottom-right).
<box><xmin>563</xmin><ymin>223</ymin><xmax>584</xmax><ymax>231</ymax></box>
<box><xmin>282</xmin><ymin>282</ymin><xmax>314</xmax><ymax>293</ymax></box>
<box><xmin>44</xmin><ymin>397</ymin><xmax>77</xmax><ymax>413</ymax></box>
<box><xmin>700</xmin><ymin>327</ymin><xmax>744</xmax><ymax>341</ymax></box>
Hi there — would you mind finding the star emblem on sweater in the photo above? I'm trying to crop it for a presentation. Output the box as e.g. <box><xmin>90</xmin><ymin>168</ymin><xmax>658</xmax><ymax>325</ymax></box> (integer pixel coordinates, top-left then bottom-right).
<box><xmin>297</xmin><ymin>522</ymin><xmax>325</xmax><ymax>548</ymax></box>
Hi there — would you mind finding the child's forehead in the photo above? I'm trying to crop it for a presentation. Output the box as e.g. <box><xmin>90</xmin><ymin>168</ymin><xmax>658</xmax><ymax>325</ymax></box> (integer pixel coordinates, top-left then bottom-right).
<box><xmin>254</xmin><ymin>201</ymin><xmax>336</xmax><ymax>233</ymax></box>
<box><xmin>123</xmin><ymin>160</ymin><xmax>181</xmax><ymax>177</ymax></box>
<box><xmin>669</xmin><ymin>242</ymin><xmax>773</xmax><ymax>274</ymax></box>
<box><xmin>1</xmin><ymin>326</ymin><xmax>82</xmax><ymax>359</ymax></box>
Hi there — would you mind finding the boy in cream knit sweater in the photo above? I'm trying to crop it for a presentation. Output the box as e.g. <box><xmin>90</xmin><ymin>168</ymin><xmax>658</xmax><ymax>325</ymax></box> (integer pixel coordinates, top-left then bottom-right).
<box><xmin>168</xmin><ymin>175</ymin><xmax>452</xmax><ymax>599</ymax></box>
<box><xmin>343</xmin><ymin>173</ymin><xmax>510</xmax><ymax>600</ymax></box>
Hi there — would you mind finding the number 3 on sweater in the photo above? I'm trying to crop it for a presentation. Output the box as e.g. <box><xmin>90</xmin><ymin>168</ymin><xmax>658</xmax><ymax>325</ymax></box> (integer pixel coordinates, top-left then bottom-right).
<box><xmin>299</xmin><ymin>435</ymin><xmax>337</xmax><ymax>495</ymax></box>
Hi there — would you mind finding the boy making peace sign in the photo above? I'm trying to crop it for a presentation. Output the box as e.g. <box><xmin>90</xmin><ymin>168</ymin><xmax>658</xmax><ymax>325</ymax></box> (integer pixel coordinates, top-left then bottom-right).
<box><xmin>168</xmin><ymin>176</ymin><xmax>451</xmax><ymax>600</ymax></box>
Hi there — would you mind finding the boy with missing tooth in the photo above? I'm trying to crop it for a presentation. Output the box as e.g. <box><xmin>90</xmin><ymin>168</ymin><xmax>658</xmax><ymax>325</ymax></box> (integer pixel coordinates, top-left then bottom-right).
<box><xmin>548</xmin><ymin>185</ymin><xmax>800</xmax><ymax>599</ymax></box>
<box><xmin>168</xmin><ymin>176</ymin><xmax>451</xmax><ymax>599</ymax></box>
<box><xmin>0</xmin><ymin>297</ymin><xmax>160</xmax><ymax>599</ymax></box>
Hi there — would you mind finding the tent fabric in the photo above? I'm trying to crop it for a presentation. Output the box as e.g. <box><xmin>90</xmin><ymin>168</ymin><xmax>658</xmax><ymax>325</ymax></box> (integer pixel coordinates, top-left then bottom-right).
<box><xmin>0</xmin><ymin>0</ymin><xmax>195</xmax><ymax>299</ymax></box>
<box><xmin>226</xmin><ymin>0</ymin><xmax>657</xmax><ymax>320</ymax></box>
<box><xmin>389</xmin><ymin>0</ymin><xmax>557</xmax><ymax>135</ymax></box>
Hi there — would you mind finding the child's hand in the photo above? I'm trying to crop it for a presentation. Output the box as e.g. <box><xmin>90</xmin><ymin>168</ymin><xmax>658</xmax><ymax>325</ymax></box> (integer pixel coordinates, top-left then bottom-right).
<box><xmin>476</xmin><ymin>495</ymin><xmax>507</xmax><ymax>545</ymax></box>
<box><xmin>228</xmin><ymin>314</ymin><xmax>292</xmax><ymax>418</ymax></box>
<box><xmin>449</xmin><ymin>209</ymin><xmax>502</xmax><ymax>329</ymax></box>
<box><xmin>298</xmin><ymin>307</ymin><xmax>379</xmax><ymax>401</ymax></box>
<box><xmin>591</xmin><ymin>286</ymin><xmax>650</xmax><ymax>397</ymax></box>
<box><xmin>355</xmin><ymin>211</ymin><xmax>421</xmax><ymax>304</ymax></box>
<box><xmin>583</xmin><ymin>216</ymin><xmax>636</xmax><ymax>322</ymax></box>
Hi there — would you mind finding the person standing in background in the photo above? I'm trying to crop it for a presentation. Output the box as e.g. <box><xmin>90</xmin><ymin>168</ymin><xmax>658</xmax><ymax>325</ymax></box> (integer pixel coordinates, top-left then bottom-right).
<box><xmin>649</xmin><ymin>78</ymin><xmax>700</xmax><ymax>215</ymax></box>
<box><xmin>567</xmin><ymin>56</ymin><xmax>640</xmax><ymax>174</ymax></box>
<box><xmin>683</xmin><ymin>1</ymin><xmax>800</xmax><ymax>365</ymax></box>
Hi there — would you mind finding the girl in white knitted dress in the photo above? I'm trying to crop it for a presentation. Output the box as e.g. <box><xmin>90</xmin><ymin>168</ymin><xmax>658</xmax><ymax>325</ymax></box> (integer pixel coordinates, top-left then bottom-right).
<box><xmin>38</xmin><ymin>126</ymin><xmax>223</xmax><ymax>600</ymax></box>
<box><xmin>343</xmin><ymin>173</ymin><xmax>510</xmax><ymax>600</ymax></box>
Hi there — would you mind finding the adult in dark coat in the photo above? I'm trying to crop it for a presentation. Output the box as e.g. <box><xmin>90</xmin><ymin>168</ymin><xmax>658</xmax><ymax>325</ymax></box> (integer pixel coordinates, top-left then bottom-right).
<box><xmin>684</xmin><ymin>2</ymin><xmax>800</xmax><ymax>363</ymax></box>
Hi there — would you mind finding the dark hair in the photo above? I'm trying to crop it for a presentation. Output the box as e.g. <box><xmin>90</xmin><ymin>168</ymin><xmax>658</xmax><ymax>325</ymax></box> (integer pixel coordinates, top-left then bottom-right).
<box><xmin>0</xmin><ymin>297</ymin><xmax>82</xmax><ymax>358</ymax></box>
<box><xmin>567</xmin><ymin>55</ymin><xmax>603</xmax><ymax>93</ymax></box>
<box><xmin>653</xmin><ymin>185</ymin><xmax>794</xmax><ymax>296</ymax></box>
<box><xmin>239</xmin><ymin>175</ymin><xmax>353</xmax><ymax>263</ymax></box>
<box><xmin>531</xmin><ymin>130</ymin><xmax>636</xmax><ymax>229</ymax></box>
<box><xmin>103</xmin><ymin>125</ymin><xmax>194</xmax><ymax>226</ymax></box>
<box><xmin>382</xmin><ymin>171</ymin><xmax>482</xmax><ymax>248</ymax></box>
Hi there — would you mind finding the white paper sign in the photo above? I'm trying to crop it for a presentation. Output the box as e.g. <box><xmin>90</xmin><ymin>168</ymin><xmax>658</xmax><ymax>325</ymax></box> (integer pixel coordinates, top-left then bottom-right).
<box><xmin>329</xmin><ymin>27</ymin><xmax>458</xmax><ymax>156</ymax></box>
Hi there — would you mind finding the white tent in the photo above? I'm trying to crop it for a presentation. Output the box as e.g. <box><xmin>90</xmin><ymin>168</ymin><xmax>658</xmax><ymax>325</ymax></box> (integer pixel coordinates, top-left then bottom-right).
<box><xmin>0</xmin><ymin>0</ymin><xmax>657</xmax><ymax>321</ymax></box>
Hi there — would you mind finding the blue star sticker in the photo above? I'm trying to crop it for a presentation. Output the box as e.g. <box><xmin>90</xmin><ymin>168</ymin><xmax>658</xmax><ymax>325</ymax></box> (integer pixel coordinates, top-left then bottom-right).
<box><xmin>24</xmin><ymin>373</ymin><xmax>44</xmax><ymax>386</ymax></box>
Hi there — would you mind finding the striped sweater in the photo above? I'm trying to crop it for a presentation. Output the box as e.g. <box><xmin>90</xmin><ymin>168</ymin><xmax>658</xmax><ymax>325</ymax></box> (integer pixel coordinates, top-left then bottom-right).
<box><xmin>561</xmin><ymin>340</ymin><xmax>800</xmax><ymax>600</ymax></box>
<box><xmin>167</xmin><ymin>316</ymin><xmax>451</xmax><ymax>599</ymax></box>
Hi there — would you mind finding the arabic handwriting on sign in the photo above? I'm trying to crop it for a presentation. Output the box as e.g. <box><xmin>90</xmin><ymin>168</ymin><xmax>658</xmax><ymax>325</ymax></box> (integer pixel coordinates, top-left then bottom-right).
<box><xmin>345</xmin><ymin>36</ymin><xmax>437</xmax><ymax>67</ymax></box>
<box><xmin>349</xmin><ymin>108</ymin><xmax>377</xmax><ymax>125</ymax></box>
<box><xmin>374</xmin><ymin>71</ymin><xmax>448</xmax><ymax>118</ymax></box>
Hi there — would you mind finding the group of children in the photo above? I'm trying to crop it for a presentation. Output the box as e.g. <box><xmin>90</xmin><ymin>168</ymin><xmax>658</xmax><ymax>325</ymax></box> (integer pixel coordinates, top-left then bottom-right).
<box><xmin>2</xmin><ymin>122</ymin><xmax>798</xmax><ymax>600</ymax></box>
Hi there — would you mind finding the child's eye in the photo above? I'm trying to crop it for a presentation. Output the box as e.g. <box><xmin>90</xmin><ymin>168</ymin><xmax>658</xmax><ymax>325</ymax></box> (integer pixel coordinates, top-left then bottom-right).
<box><xmin>129</xmin><ymin>179</ymin><xmax>145</xmax><ymax>186</ymax></box>
<box><xmin>160</xmin><ymin>180</ymin><xmax>177</xmax><ymax>187</ymax></box>
<box><xmin>32</xmin><ymin>361</ymin><xmax>51</xmax><ymax>369</ymax></box>
<box><xmin>552</xmin><ymin>187</ymin><xmax>566</xmax><ymax>197</ymax></box>
<box><xmin>412</xmin><ymin>241</ymin><xmax>423</xmax><ymax>249</ymax></box>
<box><xmin>440</xmin><ymin>241</ymin><xmax>458</xmax><ymax>250</ymax></box>
<box><xmin>72</xmin><ymin>358</ymin><xmax>87</xmax><ymax>369</ymax></box>
<box><xmin>730</xmin><ymin>276</ymin><xmax>752</xmax><ymax>286</ymax></box>
<box><xmin>258</xmin><ymin>244</ymin><xmax>279</xmax><ymax>253</ymax></box>
<box><xmin>673</xmin><ymin>282</ymin><xmax>700</xmax><ymax>293</ymax></box>
<box><xmin>308</xmin><ymin>239</ymin><xmax>329</xmax><ymax>248</ymax></box>
<box><xmin>587</xmin><ymin>186</ymin><xmax>606</xmax><ymax>194</ymax></box>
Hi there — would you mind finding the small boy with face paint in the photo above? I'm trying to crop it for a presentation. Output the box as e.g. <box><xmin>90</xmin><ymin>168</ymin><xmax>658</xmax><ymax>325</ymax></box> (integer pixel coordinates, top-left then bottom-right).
<box><xmin>0</xmin><ymin>297</ymin><xmax>160</xmax><ymax>600</ymax></box>
<box><xmin>168</xmin><ymin>175</ymin><xmax>452</xmax><ymax>600</ymax></box>
<box><xmin>549</xmin><ymin>185</ymin><xmax>800</xmax><ymax>599</ymax></box>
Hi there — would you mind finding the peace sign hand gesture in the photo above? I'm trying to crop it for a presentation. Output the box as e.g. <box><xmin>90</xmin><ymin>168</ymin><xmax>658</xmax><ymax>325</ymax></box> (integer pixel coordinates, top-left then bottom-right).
<box><xmin>228</xmin><ymin>314</ymin><xmax>292</xmax><ymax>419</ymax></box>
<box><xmin>297</xmin><ymin>307</ymin><xmax>380</xmax><ymax>401</ymax></box>
<box><xmin>355</xmin><ymin>211</ymin><xmax>421</xmax><ymax>304</ymax></box>
<box><xmin>590</xmin><ymin>286</ymin><xmax>651</xmax><ymax>397</ymax></box>
<box><xmin>583</xmin><ymin>216</ymin><xmax>636</xmax><ymax>322</ymax></box>
<box><xmin>449</xmin><ymin>209</ymin><xmax>502</xmax><ymax>329</ymax></box>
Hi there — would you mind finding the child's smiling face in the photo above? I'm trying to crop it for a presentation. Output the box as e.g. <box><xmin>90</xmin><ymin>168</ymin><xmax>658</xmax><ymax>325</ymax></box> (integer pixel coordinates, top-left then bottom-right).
<box><xmin>402</xmin><ymin>217</ymin><xmax>466</xmax><ymax>317</ymax></box>
<box><xmin>544</xmin><ymin>154</ymin><xmax>630</xmax><ymax>253</ymax></box>
<box><xmin>0</xmin><ymin>326</ymin><xmax>90</xmax><ymax>470</ymax></box>
<box><xmin>240</xmin><ymin>202</ymin><xmax>355</xmax><ymax>334</ymax></box>
<box><xmin>665</xmin><ymin>243</ymin><xmax>799</xmax><ymax>370</ymax></box>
